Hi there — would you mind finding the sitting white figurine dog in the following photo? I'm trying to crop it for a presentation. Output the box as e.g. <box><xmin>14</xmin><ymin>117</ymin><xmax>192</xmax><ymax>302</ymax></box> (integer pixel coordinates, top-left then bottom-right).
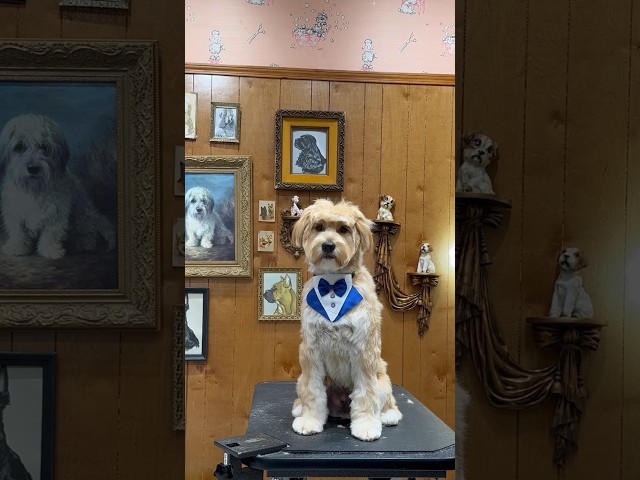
<box><xmin>185</xmin><ymin>186</ymin><xmax>234</xmax><ymax>248</ymax></box>
<box><xmin>376</xmin><ymin>194</ymin><xmax>395</xmax><ymax>221</ymax></box>
<box><xmin>290</xmin><ymin>199</ymin><xmax>402</xmax><ymax>441</ymax></box>
<box><xmin>417</xmin><ymin>242</ymin><xmax>436</xmax><ymax>274</ymax></box>
<box><xmin>549</xmin><ymin>247</ymin><xmax>593</xmax><ymax>318</ymax></box>
<box><xmin>291</xmin><ymin>195</ymin><xmax>304</xmax><ymax>216</ymax></box>
<box><xmin>456</xmin><ymin>132</ymin><xmax>498</xmax><ymax>194</ymax></box>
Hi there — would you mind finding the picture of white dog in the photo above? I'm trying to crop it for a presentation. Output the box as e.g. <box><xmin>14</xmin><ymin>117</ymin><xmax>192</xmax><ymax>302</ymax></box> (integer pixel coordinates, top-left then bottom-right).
<box><xmin>549</xmin><ymin>247</ymin><xmax>594</xmax><ymax>318</ymax></box>
<box><xmin>290</xmin><ymin>199</ymin><xmax>402</xmax><ymax>441</ymax></box>
<box><xmin>376</xmin><ymin>194</ymin><xmax>395</xmax><ymax>221</ymax></box>
<box><xmin>185</xmin><ymin>186</ymin><xmax>234</xmax><ymax>249</ymax></box>
<box><xmin>0</xmin><ymin>113</ymin><xmax>116</xmax><ymax>261</ymax></box>
<box><xmin>456</xmin><ymin>132</ymin><xmax>498</xmax><ymax>194</ymax></box>
<box><xmin>417</xmin><ymin>242</ymin><xmax>436</xmax><ymax>274</ymax></box>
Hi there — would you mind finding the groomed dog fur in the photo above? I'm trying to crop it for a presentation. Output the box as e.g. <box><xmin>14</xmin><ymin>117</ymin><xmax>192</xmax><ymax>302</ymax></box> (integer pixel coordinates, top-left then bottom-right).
<box><xmin>0</xmin><ymin>113</ymin><xmax>115</xmax><ymax>259</ymax></box>
<box><xmin>290</xmin><ymin>199</ymin><xmax>402</xmax><ymax>441</ymax></box>
<box><xmin>185</xmin><ymin>186</ymin><xmax>234</xmax><ymax>248</ymax></box>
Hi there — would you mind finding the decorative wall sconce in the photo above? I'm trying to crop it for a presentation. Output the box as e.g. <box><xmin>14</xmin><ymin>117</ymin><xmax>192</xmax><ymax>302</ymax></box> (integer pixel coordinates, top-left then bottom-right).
<box><xmin>372</xmin><ymin>219</ymin><xmax>439</xmax><ymax>336</ymax></box>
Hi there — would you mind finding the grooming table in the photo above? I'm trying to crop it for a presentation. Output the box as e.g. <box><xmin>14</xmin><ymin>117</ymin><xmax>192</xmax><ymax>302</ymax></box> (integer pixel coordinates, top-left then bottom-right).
<box><xmin>214</xmin><ymin>381</ymin><xmax>455</xmax><ymax>479</ymax></box>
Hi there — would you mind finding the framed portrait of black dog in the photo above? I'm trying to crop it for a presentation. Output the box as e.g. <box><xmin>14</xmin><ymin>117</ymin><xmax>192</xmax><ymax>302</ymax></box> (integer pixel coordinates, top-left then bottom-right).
<box><xmin>0</xmin><ymin>352</ymin><xmax>56</xmax><ymax>480</ymax></box>
<box><xmin>258</xmin><ymin>268</ymin><xmax>302</xmax><ymax>321</ymax></box>
<box><xmin>0</xmin><ymin>40</ymin><xmax>160</xmax><ymax>329</ymax></box>
<box><xmin>185</xmin><ymin>287</ymin><xmax>208</xmax><ymax>361</ymax></box>
<box><xmin>274</xmin><ymin>110</ymin><xmax>345</xmax><ymax>191</ymax></box>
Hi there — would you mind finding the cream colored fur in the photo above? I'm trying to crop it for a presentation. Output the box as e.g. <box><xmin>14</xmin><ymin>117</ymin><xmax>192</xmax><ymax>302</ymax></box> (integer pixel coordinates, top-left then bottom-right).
<box><xmin>290</xmin><ymin>199</ymin><xmax>402</xmax><ymax>441</ymax></box>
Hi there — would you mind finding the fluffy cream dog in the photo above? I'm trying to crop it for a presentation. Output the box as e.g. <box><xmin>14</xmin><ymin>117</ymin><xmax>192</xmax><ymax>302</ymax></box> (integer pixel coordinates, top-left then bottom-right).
<box><xmin>549</xmin><ymin>247</ymin><xmax>593</xmax><ymax>318</ymax></box>
<box><xmin>417</xmin><ymin>241</ymin><xmax>436</xmax><ymax>274</ymax></box>
<box><xmin>455</xmin><ymin>132</ymin><xmax>498</xmax><ymax>194</ymax></box>
<box><xmin>290</xmin><ymin>199</ymin><xmax>402</xmax><ymax>441</ymax></box>
<box><xmin>185</xmin><ymin>186</ymin><xmax>234</xmax><ymax>248</ymax></box>
<box><xmin>0</xmin><ymin>113</ymin><xmax>115</xmax><ymax>259</ymax></box>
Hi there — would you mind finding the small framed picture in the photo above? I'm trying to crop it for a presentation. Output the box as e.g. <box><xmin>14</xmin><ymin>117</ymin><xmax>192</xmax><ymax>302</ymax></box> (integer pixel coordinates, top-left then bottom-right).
<box><xmin>258</xmin><ymin>268</ymin><xmax>302</xmax><ymax>321</ymax></box>
<box><xmin>258</xmin><ymin>200</ymin><xmax>276</xmax><ymax>222</ymax></box>
<box><xmin>210</xmin><ymin>102</ymin><xmax>240</xmax><ymax>143</ymax></box>
<box><xmin>257</xmin><ymin>231</ymin><xmax>275</xmax><ymax>252</ymax></box>
<box><xmin>185</xmin><ymin>92</ymin><xmax>197</xmax><ymax>140</ymax></box>
<box><xmin>174</xmin><ymin>145</ymin><xmax>185</xmax><ymax>196</ymax></box>
<box><xmin>172</xmin><ymin>218</ymin><xmax>185</xmax><ymax>267</ymax></box>
<box><xmin>0</xmin><ymin>352</ymin><xmax>56</xmax><ymax>480</ymax></box>
<box><xmin>275</xmin><ymin>110</ymin><xmax>345</xmax><ymax>191</ymax></box>
<box><xmin>185</xmin><ymin>288</ymin><xmax>208</xmax><ymax>361</ymax></box>
<box><xmin>59</xmin><ymin>0</ymin><xmax>128</xmax><ymax>7</ymax></box>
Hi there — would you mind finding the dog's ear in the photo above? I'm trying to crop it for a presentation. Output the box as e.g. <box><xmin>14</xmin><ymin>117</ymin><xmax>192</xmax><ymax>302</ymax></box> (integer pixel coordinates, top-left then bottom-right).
<box><xmin>291</xmin><ymin>207</ymin><xmax>310</xmax><ymax>248</ymax></box>
<box><xmin>354</xmin><ymin>211</ymin><xmax>374</xmax><ymax>253</ymax></box>
<box><xmin>284</xmin><ymin>275</ymin><xmax>291</xmax><ymax>288</ymax></box>
<box><xmin>208</xmin><ymin>197</ymin><xmax>215</xmax><ymax>214</ymax></box>
<box><xmin>462</xmin><ymin>132</ymin><xmax>477</xmax><ymax>148</ymax></box>
<box><xmin>184</xmin><ymin>190</ymin><xmax>192</xmax><ymax>211</ymax></box>
<box><xmin>577</xmin><ymin>250</ymin><xmax>589</xmax><ymax>269</ymax></box>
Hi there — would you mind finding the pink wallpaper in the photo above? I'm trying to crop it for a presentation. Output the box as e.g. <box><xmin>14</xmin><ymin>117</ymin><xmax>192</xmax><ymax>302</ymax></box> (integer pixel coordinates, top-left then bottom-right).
<box><xmin>185</xmin><ymin>0</ymin><xmax>454</xmax><ymax>75</ymax></box>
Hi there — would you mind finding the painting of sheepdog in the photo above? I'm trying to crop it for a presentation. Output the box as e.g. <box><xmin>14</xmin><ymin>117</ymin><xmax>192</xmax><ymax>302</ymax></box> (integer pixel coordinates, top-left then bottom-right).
<box><xmin>0</xmin><ymin>81</ymin><xmax>119</xmax><ymax>290</ymax></box>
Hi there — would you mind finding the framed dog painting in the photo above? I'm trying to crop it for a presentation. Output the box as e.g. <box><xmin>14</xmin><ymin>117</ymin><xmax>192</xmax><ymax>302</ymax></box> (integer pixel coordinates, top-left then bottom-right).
<box><xmin>0</xmin><ymin>40</ymin><xmax>160</xmax><ymax>329</ymax></box>
<box><xmin>258</xmin><ymin>268</ymin><xmax>302</xmax><ymax>321</ymax></box>
<box><xmin>210</xmin><ymin>102</ymin><xmax>240</xmax><ymax>143</ymax></box>
<box><xmin>0</xmin><ymin>352</ymin><xmax>56</xmax><ymax>480</ymax></box>
<box><xmin>185</xmin><ymin>92</ymin><xmax>197</xmax><ymax>140</ymax></box>
<box><xmin>185</xmin><ymin>155</ymin><xmax>252</xmax><ymax>277</ymax></box>
<box><xmin>274</xmin><ymin>110</ymin><xmax>345</xmax><ymax>191</ymax></box>
<box><xmin>184</xmin><ymin>287</ymin><xmax>208</xmax><ymax>361</ymax></box>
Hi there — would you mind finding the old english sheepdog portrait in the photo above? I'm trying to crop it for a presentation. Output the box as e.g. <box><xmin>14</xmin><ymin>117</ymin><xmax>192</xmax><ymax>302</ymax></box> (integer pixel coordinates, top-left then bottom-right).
<box><xmin>0</xmin><ymin>82</ymin><xmax>119</xmax><ymax>290</ymax></box>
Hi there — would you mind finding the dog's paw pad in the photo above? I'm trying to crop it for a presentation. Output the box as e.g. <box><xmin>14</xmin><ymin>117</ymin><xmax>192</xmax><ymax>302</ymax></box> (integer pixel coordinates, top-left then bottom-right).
<box><xmin>381</xmin><ymin>408</ymin><xmax>402</xmax><ymax>426</ymax></box>
<box><xmin>350</xmin><ymin>417</ymin><xmax>382</xmax><ymax>441</ymax></box>
<box><xmin>292</xmin><ymin>416</ymin><xmax>323</xmax><ymax>435</ymax></box>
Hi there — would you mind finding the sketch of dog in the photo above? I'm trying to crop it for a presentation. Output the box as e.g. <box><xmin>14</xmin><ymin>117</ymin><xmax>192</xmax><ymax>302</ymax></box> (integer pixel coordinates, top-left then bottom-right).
<box><xmin>417</xmin><ymin>242</ymin><xmax>436</xmax><ymax>273</ymax></box>
<box><xmin>185</xmin><ymin>320</ymin><xmax>200</xmax><ymax>351</ymax></box>
<box><xmin>294</xmin><ymin>134</ymin><xmax>327</xmax><ymax>174</ymax></box>
<box><xmin>376</xmin><ymin>194</ymin><xmax>395</xmax><ymax>221</ymax></box>
<box><xmin>290</xmin><ymin>199</ymin><xmax>402</xmax><ymax>441</ymax></box>
<box><xmin>185</xmin><ymin>187</ymin><xmax>234</xmax><ymax>248</ymax></box>
<box><xmin>456</xmin><ymin>132</ymin><xmax>498</xmax><ymax>194</ymax></box>
<box><xmin>549</xmin><ymin>247</ymin><xmax>594</xmax><ymax>318</ymax></box>
<box><xmin>263</xmin><ymin>274</ymin><xmax>297</xmax><ymax>315</ymax></box>
<box><xmin>0</xmin><ymin>365</ymin><xmax>35</xmax><ymax>480</ymax></box>
<box><xmin>0</xmin><ymin>113</ymin><xmax>116</xmax><ymax>259</ymax></box>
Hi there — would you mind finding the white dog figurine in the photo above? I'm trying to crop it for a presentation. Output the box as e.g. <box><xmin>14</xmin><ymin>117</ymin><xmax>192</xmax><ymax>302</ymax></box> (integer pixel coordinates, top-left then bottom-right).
<box><xmin>0</xmin><ymin>113</ymin><xmax>115</xmax><ymax>259</ymax></box>
<box><xmin>290</xmin><ymin>199</ymin><xmax>402</xmax><ymax>441</ymax></box>
<box><xmin>185</xmin><ymin>186</ymin><xmax>234</xmax><ymax>248</ymax></box>
<box><xmin>291</xmin><ymin>195</ymin><xmax>304</xmax><ymax>216</ymax></box>
<box><xmin>376</xmin><ymin>194</ymin><xmax>395</xmax><ymax>221</ymax></box>
<box><xmin>456</xmin><ymin>132</ymin><xmax>498</xmax><ymax>194</ymax></box>
<box><xmin>549</xmin><ymin>247</ymin><xmax>594</xmax><ymax>318</ymax></box>
<box><xmin>417</xmin><ymin>242</ymin><xmax>436</xmax><ymax>274</ymax></box>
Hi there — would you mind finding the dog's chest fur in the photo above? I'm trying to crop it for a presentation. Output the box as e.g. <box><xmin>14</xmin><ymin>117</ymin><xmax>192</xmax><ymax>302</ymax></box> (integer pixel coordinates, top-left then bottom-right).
<box><xmin>2</xmin><ymin>180</ymin><xmax>67</xmax><ymax>234</ymax></box>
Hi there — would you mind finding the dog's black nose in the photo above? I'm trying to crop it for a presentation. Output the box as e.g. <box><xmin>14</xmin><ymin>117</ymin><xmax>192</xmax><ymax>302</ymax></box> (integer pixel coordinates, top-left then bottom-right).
<box><xmin>27</xmin><ymin>165</ymin><xmax>40</xmax><ymax>175</ymax></box>
<box><xmin>322</xmin><ymin>241</ymin><xmax>335</xmax><ymax>253</ymax></box>
<box><xmin>196</xmin><ymin>207</ymin><xmax>203</xmax><ymax>213</ymax></box>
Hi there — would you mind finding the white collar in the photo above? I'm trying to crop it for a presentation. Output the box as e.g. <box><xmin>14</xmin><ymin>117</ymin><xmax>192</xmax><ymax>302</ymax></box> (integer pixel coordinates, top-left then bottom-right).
<box><xmin>312</xmin><ymin>274</ymin><xmax>354</xmax><ymax>321</ymax></box>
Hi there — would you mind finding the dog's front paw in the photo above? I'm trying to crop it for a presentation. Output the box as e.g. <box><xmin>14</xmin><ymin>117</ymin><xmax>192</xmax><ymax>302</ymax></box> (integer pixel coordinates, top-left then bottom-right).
<box><xmin>292</xmin><ymin>415</ymin><xmax>324</xmax><ymax>435</ymax></box>
<box><xmin>1</xmin><ymin>239</ymin><xmax>32</xmax><ymax>256</ymax></box>
<box><xmin>37</xmin><ymin>241</ymin><xmax>65</xmax><ymax>259</ymax></box>
<box><xmin>381</xmin><ymin>407</ymin><xmax>402</xmax><ymax>426</ymax></box>
<box><xmin>350</xmin><ymin>416</ymin><xmax>382</xmax><ymax>441</ymax></box>
<box><xmin>201</xmin><ymin>238</ymin><xmax>213</xmax><ymax>248</ymax></box>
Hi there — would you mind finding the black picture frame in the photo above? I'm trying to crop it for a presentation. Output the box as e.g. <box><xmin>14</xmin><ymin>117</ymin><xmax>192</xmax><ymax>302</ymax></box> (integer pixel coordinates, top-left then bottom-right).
<box><xmin>185</xmin><ymin>287</ymin><xmax>208</xmax><ymax>361</ymax></box>
<box><xmin>0</xmin><ymin>352</ymin><xmax>56</xmax><ymax>480</ymax></box>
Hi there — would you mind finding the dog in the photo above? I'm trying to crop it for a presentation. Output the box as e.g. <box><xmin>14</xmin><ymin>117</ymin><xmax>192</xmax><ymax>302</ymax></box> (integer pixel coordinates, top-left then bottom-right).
<box><xmin>185</xmin><ymin>187</ymin><xmax>234</xmax><ymax>248</ymax></box>
<box><xmin>376</xmin><ymin>194</ymin><xmax>395</xmax><ymax>221</ymax></box>
<box><xmin>294</xmin><ymin>134</ymin><xmax>327</xmax><ymax>174</ymax></box>
<box><xmin>417</xmin><ymin>242</ymin><xmax>436</xmax><ymax>273</ymax></box>
<box><xmin>291</xmin><ymin>195</ymin><xmax>304</xmax><ymax>216</ymax></box>
<box><xmin>0</xmin><ymin>113</ymin><xmax>116</xmax><ymax>259</ymax></box>
<box><xmin>0</xmin><ymin>365</ymin><xmax>35</xmax><ymax>480</ymax></box>
<box><xmin>456</xmin><ymin>132</ymin><xmax>498</xmax><ymax>194</ymax></box>
<box><xmin>549</xmin><ymin>247</ymin><xmax>593</xmax><ymax>318</ymax></box>
<box><xmin>185</xmin><ymin>320</ymin><xmax>200</xmax><ymax>351</ymax></box>
<box><xmin>263</xmin><ymin>274</ymin><xmax>297</xmax><ymax>315</ymax></box>
<box><xmin>290</xmin><ymin>199</ymin><xmax>402</xmax><ymax>441</ymax></box>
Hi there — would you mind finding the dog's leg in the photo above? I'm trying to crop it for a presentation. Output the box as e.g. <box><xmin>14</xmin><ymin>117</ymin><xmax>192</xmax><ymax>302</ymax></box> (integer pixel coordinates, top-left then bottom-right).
<box><xmin>292</xmin><ymin>342</ymin><xmax>328</xmax><ymax>435</ymax></box>
<box><xmin>37</xmin><ymin>222</ymin><xmax>67</xmax><ymax>259</ymax></box>
<box><xmin>1</xmin><ymin>219</ymin><xmax>33</xmax><ymax>256</ymax></box>
<box><xmin>549</xmin><ymin>285</ymin><xmax>562</xmax><ymax>317</ymax></box>
<box><xmin>561</xmin><ymin>283</ymin><xmax>579</xmax><ymax>317</ymax></box>
<box><xmin>348</xmin><ymin>351</ymin><xmax>385</xmax><ymax>441</ymax></box>
<box><xmin>377</xmin><ymin>366</ymin><xmax>402</xmax><ymax>426</ymax></box>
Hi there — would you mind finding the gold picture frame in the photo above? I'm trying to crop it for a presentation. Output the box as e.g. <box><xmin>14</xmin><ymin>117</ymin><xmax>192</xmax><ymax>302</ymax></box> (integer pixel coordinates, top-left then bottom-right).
<box><xmin>258</xmin><ymin>268</ymin><xmax>302</xmax><ymax>321</ymax></box>
<box><xmin>274</xmin><ymin>110</ymin><xmax>345</xmax><ymax>191</ymax></box>
<box><xmin>185</xmin><ymin>155</ymin><xmax>252</xmax><ymax>278</ymax></box>
<box><xmin>210</xmin><ymin>102</ymin><xmax>240</xmax><ymax>143</ymax></box>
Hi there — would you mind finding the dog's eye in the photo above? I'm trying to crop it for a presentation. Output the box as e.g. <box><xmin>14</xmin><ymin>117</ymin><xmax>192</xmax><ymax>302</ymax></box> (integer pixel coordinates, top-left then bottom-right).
<box><xmin>339</xmin><ymin>226</ymin><xmax>350</xmax><ymax>234</ymax></box>
<box><xmin>40</xmin><ymin>143</ymin><xmax>51</xmax><ymax>155</ymax></box>
<box><xmin>473</xmin><ymin>138</ymin><xmax>481</xmax><ymax>147</ymax></box>
<box><xmin>314</xmin><ymin>224</ymin><xmax>324</xmax><ymax>232</ymax></box>
<box><xmin>191</xmin><ymin>198</ymin><xmax>197</xmax><ymax>203</ymax></box>
<box><xmin>487</xmin><ymin>145</ymin><xmax>493</xmax><ymax>153</ymax></box>
<box><xmin>14</xmin><ymin>141</ymin><xmax>26</xmax><ymax>153</ymax></box>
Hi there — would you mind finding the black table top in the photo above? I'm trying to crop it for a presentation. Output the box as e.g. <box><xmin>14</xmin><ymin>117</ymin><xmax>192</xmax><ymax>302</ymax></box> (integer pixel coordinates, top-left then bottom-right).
<box><xmin>239</xmin><ymin>381</ymin><xmax>455</xmax><ymax>476</ymax></box>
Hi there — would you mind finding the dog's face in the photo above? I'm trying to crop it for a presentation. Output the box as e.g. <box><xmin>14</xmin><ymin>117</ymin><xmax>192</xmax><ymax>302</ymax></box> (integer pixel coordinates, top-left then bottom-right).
<box><xmin>264</xmin><ymin>275</ymin><xmax>293</xmax><ymax>304</ymax></box>
<box><xmin>185</xmin><ymin>187</ymin><xmax>214</xmax><ymax>220</ymax></box>
<box><xmin>291</xmin><ymin>199</ymin><xmax>373</xmax><ymax>273</ymax></box>
<box><xmin>420</xmin><ymin>242</ymin><xmax>432</xmax><ymax>255</ymax></box>
<box><xmin>0</xmin><ymin>114</ymin><xmax>69</xmax><ymax>193</ymax></box>
<box><xmin>557</xmin><ymin>247</ymin><xmax>588</xmax><ymax>272</ymax></box>
<box><xmin>379</xmin><ymin>194</ymin><xmax>395</xmax><ymax>210</ymax></box>
<box><xmin>462</xmin><ymin>132</ymin><xmax>498</xmax><ymax>168</ymax></box>
<box><xmin>292</xmin><ymin>195</ymin><xmax>300</xmax><ymax>203</ymax></box>
<box><xmin>294</xmin><ymin>134</ymin><xmax>317</xmax><ymax>153</ymax></box>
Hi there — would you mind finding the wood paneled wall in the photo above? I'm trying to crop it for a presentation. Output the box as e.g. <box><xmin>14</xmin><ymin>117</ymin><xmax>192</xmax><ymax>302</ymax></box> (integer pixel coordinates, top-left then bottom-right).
<box><xmin>0</xmin><ymin>2</ymin><xmax>184</xmax><ymax>479</ymax></box>
<box><xmin>458</xmin><ymin>0</ymin><xmax>640</xmax><ymax>478</ymax></box>
<box><xmin>184</xmin><ymin>73</ymin><xmax>456</xmax><ymax>479</ymax></box>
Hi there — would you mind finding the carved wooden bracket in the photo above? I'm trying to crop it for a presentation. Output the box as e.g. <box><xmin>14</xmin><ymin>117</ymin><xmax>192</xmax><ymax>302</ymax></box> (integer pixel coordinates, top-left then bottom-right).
<box><xmin>279</xmin><ymin>210</ymin><xmax>303</xmax><ymax>258</ymax></box>
<box><xmin>407</xmin><ymin>273</ymin><xmax>440</xmax><ymax>336</ymax></box>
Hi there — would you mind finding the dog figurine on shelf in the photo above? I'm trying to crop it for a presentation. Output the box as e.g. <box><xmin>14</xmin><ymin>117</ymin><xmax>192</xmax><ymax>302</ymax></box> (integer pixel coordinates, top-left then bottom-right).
<box><xmin>455</xmin><ymin>131</ymin><xmax>499</xmax><ymax>194</ymax></box>
<box><xmin>417</xmin><ymin>242</ymin><xmax>436</xmax><ymax>274</ymax></box>
<box><xmin>291</xmin><ymin>195</ymin><xmax>304</xmax><ymax>216</ymax></box>
<box><xmin>376</xmin><ymin>194</ymin><xmax>395</xmax><ymax>221</ymax></box>
<box><xmin>549</xmin><ymin>246</ymin><xmax>594</xmax><ymax>318</ymax></box>
<box><xmin>290</xmin><ymin>199</ymin><xmax>402</xmax><ymax>441</ymax></box>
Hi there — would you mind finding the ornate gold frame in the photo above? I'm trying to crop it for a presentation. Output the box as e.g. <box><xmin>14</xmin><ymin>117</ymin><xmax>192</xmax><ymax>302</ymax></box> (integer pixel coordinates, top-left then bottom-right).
<box><xmin>258</xmin><ymin>267</ymin><xmax>302</xmax><ymax>321</ymax></box>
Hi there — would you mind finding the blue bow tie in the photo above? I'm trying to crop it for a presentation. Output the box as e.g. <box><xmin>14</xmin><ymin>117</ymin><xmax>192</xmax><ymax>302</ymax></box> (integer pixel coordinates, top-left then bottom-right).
<box><xmin>318</xmin><ymin>278</ymin><xmax>348</xmax><ymax>297</ymax></box>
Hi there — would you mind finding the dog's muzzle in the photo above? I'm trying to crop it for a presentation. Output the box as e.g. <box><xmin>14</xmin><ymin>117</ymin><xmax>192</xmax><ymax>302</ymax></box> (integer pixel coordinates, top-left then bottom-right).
<box><xmin>263</xmin><ymin>288</ymin><xmax>276</xmax><ymax>304</ymax></box>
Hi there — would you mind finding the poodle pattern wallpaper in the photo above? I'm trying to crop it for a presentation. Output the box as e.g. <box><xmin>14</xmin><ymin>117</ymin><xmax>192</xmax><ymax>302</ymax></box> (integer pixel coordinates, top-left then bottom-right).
<box><xmin>185</xmin><ymin>0</ymin><xmax>454</xmax><ymax>74</ymax></box>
